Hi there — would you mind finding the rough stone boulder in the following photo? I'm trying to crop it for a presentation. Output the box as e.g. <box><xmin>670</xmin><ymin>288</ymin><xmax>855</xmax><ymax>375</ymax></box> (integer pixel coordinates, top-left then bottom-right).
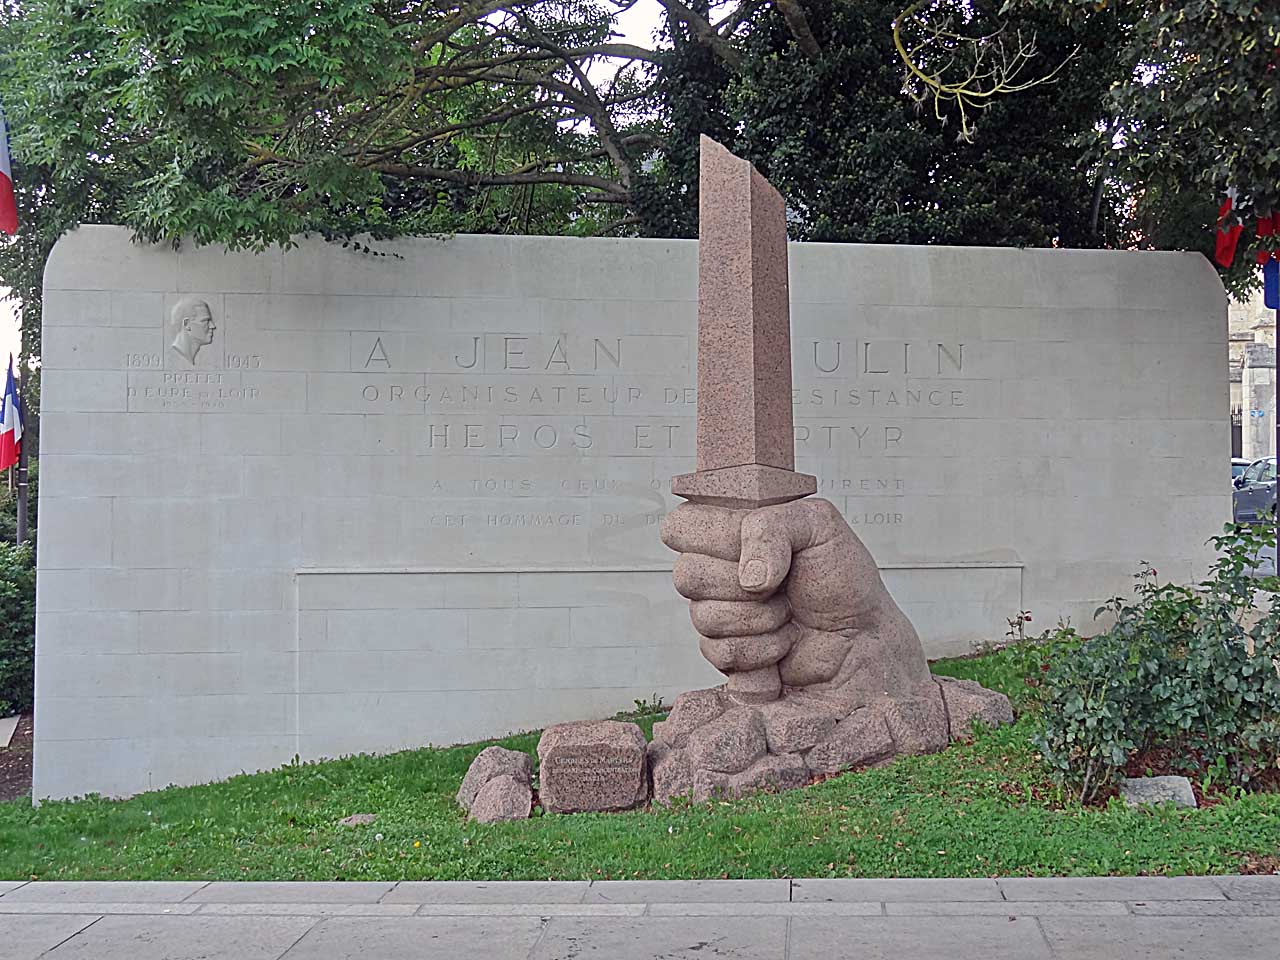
<box><xmin>457</xmin><ymin>745</ymin><xmax>534</xmax><ymax>822</ymax></box>
<box><xmin>650</xmin><ymin>678</ymin><xmax>1014</xmax><ymax>805</ymax></box>
<box><xmin>1119</xmin><ymin>776</ymin><xmax>1197</xmax><ymax>809</ymax></box>
<box><xmin>470</xmin><ymin>775</ymin><xmax>534</xmax><ymax>823</ymax></box>
<box><xmin>936</xmin><ymin>676</ymin><xmax>1016</xmax><ymax>738</ymax></box>
<box><xmin>537</xmin><ymin>720</ymin><xmax>649</xmax><ymax>814</ymax></box>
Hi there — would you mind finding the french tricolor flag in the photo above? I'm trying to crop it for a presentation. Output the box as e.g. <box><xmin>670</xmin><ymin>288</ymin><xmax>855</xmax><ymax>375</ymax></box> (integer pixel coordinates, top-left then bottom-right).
<box><xmin>0</xmin><ymin>107</ymin><xmax>16</xmax><ymax>236</ymax></box>
<box><xmin>0</xmin><ymin>355</ymin><xmax>21</xmax><ymax>472</ymax></box>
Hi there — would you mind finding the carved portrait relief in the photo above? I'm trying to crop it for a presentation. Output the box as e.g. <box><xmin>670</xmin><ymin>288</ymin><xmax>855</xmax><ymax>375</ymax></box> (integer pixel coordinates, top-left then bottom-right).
<box><xmin>167</xmin><ymin>297</ymin><xmax>217</xmax><ymax>366</ymax></box>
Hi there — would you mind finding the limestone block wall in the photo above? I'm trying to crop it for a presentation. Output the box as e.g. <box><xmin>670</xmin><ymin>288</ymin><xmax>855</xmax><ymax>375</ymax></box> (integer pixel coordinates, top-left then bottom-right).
<box><xmin>35</xmin><ymin>226</ymin><xmax>1228</xmax><ymax>799</ymax></box>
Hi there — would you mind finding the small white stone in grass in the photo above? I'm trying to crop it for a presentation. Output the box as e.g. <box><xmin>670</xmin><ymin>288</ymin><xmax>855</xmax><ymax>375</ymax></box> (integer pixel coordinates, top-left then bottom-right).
<box><xmin>1119</xmin><ymin>776</ymin><xmax>1197</xmax><ymax>809</ymax></box>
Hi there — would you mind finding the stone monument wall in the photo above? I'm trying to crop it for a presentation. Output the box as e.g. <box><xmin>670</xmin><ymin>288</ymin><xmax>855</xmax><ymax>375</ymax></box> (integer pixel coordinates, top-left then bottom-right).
<box><xmin>34</xmin><ymin>226</ymin><xmax>1228</xmax><ymax>798</ymax></box>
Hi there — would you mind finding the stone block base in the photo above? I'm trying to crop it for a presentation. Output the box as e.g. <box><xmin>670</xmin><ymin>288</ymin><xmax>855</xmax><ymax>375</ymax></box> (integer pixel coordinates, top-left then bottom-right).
<box><xmin>537</xmin><ymin>720</ymin><xmax>650</xmax><ymax>813</ymax></box>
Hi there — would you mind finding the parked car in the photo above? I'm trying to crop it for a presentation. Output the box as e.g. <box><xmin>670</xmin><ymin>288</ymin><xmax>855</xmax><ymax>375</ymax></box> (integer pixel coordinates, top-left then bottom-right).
<box><xmin>1233</xmin><ymin>456</ymin><xmax>1277</xmax><ymax>523</ymax></box>
<box><xmin>1233</xmin><ymin>457</ymin><xmax>1252</xmax><ymax>481</ymax></box>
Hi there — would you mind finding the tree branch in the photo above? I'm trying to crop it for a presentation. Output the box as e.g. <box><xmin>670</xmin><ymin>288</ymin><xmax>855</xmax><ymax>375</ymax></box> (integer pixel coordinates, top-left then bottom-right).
<box><xmin>367</xmin><ymin>162</ymin><xmax>627</xmax><ymax>196</ymax></box>
<box><xmin>658</xmin><ymin>0</ymin><xmax>744</xmax><ymax>69</ymax></box>
<box><xmin>774</xmin><ymin>0</ymin><xmax>822</xmax><ymax>58</ymax></box>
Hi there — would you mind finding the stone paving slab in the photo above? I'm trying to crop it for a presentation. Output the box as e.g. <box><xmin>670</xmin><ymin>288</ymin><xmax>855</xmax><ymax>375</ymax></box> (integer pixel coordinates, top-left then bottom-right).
<box><xmin>998</xmin><ymin>876</ymin><xmax>1227</xmax><ymax>900</ymax></box>
<box><xmin>0</xmin><ymin>881</ymin><xmax>210</xmax><ymax>903</ymax></box>
<box><xmin>0</xmin><ymin>880</ymin><xmax>29</xmax><ymax>896</ymax></box>
<box><xmin>188</xmin><ymin>881</ymin><xmax>396</xmax><ymax>903</ymax></box>
<box><xmin>581</xmin><ymin>878</ymin><xmax>791</xmax><ymax>903</ymax></box>
<box><xmin>382</xmin><ymin>880</ymin><xmax>589</xmax><ymax>903</ymax></box>
<box><xmin>1215</xmin><ymin>875</ymin><xmax>1280</xmax><ymax>900</ymax></box>
<box><xmin>789</xmin><ymin>916</ymin><xmax>1053</xmax><ymax>960</ymax></box>
<box><xmin>528</xmin><ymin>916</ymin><xmax>788</xmax><ymax>960</ymax></box>
<box><xmin>415</xmin><ymin>902</ymin><xmax>647</xmax><ymax>917</ymax></box>
<box><xmin>1127</xmin><ymin>899</ymin><xmax>1280</xmax><ymax>916</ymax></box>
<box><xmin>792</xmin><ymin>877</ymin><xmax>1002</xmax><ymax>901</ymax></box>
<box><xmin>280</xmin><ymin>916</ymin><xmax>544</xmax><ymax>960</ymax></box>
<box><xmin>41</xmin><ymin>914</ymin><xmax>318</xmax><ymax>960</ymax></box>
<box><xmin>1039</xmin><ymin>915</ymin><xmax>1280</xmax><ymax>959</ymax></box>
<box><xmin>884</xmin><ymin>899</ymin><xmax>1130</xmax><ymax>916</ymax></box>
<box><xmin>0</xmin><ymin>901</ymin><xmax>203</xmax><ymax>915</ymax></box>
<box><xmin>195</xmin><ymin>903</ymin><xmax>422</xmax><ymax>917</ymax></box>
<box><xmin>2</xmin><ymin>878</ymin><xmax>1279</xmax><ymax>957</ymax></box>
<box><xmin>647</xmin><ymin>901</ymin><xmax>883</xmax><ymax>916</ymax></box>
<box><xmin>1</xmin><ymin>914</ymin><xmax>99</xmax><ymax>960</ymax></box>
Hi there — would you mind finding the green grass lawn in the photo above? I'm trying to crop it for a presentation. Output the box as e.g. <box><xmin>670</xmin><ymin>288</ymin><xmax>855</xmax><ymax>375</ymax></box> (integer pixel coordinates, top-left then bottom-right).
<box><xmin>1</xmin><ymin>645</ymin><xmax>1276</xmax><ymax>882</ymax></box>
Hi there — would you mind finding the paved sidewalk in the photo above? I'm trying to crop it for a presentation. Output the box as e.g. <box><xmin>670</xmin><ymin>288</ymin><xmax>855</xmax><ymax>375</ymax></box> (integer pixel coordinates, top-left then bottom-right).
<box><xmin>2</xmin><ymin>876</ymin><xmax>1278</xmax><ymax>958</ymax></box>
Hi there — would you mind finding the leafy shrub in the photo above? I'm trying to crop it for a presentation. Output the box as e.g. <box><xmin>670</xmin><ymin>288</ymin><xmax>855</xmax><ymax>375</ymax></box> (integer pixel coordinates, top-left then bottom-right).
<box><xmin>1035</xmin><ymin>524</ymin><xmax>1280</xmax><ymax>802</ymax></box>
<box><xmin>0</xmin><ymin>541</ymin><xmax>35</xmax><ymax>715</ymax></box>
<box><xmin>935</xmin><ymin>615</ymin><xmax>1080</xmax><ymax>714</ymax></box>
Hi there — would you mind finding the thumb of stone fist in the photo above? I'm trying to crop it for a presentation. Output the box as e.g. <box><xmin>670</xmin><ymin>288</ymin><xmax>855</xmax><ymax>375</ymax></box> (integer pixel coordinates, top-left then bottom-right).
<box><xmin>663</xmin><ymin>498</ymin><xmax>933</xmax><ymax>705</ymax></box>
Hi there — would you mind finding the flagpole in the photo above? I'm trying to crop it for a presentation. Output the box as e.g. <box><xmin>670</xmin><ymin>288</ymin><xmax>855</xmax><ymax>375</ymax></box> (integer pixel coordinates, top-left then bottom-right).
<box><xmin>15</xmin><ymin>362</ymin><xmax>26</xmax><ymax>544</ymax></box>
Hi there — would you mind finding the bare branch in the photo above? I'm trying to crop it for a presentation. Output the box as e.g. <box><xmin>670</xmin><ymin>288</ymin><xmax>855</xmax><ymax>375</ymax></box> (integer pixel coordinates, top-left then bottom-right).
<box><xmin>893</xmin><ymin>1</ymin><xmax>1078</xmax><ymax>142</ymax></box>
<box><xmin>589</xmin><ymin>214</ymin><xmax>643</xmax><ymax>236</ymax></box>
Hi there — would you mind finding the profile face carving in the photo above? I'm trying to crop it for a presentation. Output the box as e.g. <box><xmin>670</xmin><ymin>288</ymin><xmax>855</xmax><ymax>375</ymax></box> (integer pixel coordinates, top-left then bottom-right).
<box><xmin>169</xmin><ymin>298</ymin><xmax>216</xmax><ymax>365</ymax></box>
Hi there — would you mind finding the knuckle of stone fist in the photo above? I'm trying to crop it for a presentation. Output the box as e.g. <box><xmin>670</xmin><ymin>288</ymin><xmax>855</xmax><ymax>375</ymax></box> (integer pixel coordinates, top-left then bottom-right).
<box><xmin>699</xmin><ymin>626</ymin><xmax>795</xmax><ymax>672</ymax></box>
<box><xmin>658</xmin><ymin>510</ymin><xmax>684</xmax><ymax>548</ymax></box>
<box><xmin>690</xmin><ymin>595</ymin><xmax>790</xmax><ymax>638</ymax></box>
<box><xmin>673</xmin><ymin>554</ymin><xmax>743</xmax><ymax>601</ymax></box>
<box><xmin>779</xmin><ymin>629</ymin><xmax>849</xmax><ymax>686</ymax></box>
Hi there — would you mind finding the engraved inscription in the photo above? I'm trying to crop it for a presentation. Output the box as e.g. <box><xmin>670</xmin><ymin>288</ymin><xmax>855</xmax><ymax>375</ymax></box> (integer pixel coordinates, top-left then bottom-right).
<box><xmin>554</xmin><ymin>754</ymin><xmax>639</xmax><ymax>787</ymax></box>
<box><xmin>127</xmin><ymin>371</ymin><xmax>260</xmax><ymax>410</ymax></box>
<box><xmin>806</xmin><ymin>340</ymin><xmax>965</xmax><ymax>376</ymax></box>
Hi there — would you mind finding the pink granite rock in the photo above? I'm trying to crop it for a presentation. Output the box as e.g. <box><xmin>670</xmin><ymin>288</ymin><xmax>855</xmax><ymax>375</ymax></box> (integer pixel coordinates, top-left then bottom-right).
<box><xmin>649</xmin><ymin>740</ymin><xmax>696</xmax><ymax>805</ymax></box>
<box><xmin>804</xmin><ymin>707</ymin><xmax>896</xmax><ymax>775</ymax></box>
<box><xmin>537</xmin><ymin>720</ymin><xmax>648</xmax><ymax>814</ymax></box>
<box><xmin>936</xmin><ymin>676</ymin><xmax>1015</xmax><ymax>738</ymax></box>
<box><xmin>457</xmin><ymin>746</ymin><xmax>533</xmax><ymax>812</ymax></box>
<box><xmin>691</xmin><ymin>768</ymin><xmax>731</xmax><ymax>802</ymax></box>
<box><xmin>685</xmin><ymin>706</ymin><xmax>767</xmax><ymax>774</ymax></box>
<box><xmin>728</xmin><ymin>752</ymin><xmax>809</xmax><ymax>797</ymax></box>
<box><xmin>879</xmin><ymin>687</ymin><xmax>951</xmax><ymax>756</ymax></box>
<box><xmin>652</xmin><ymin>687</ymin><xmax>727</xmax><ymax>747</ymax></box>
<box><xmin>469</xmin><ymin>775</ymin><xmax>532</xmax><ymax>823</ymax></box>
<box><xmin>757</xmin><ymin>698</ymin><xmax>837</xmax><ymax>754</ymax></box>
<box><xmin>691</xmin><ymin>752</ymin><xmax>810</xmax><ymax>802</ymax></box>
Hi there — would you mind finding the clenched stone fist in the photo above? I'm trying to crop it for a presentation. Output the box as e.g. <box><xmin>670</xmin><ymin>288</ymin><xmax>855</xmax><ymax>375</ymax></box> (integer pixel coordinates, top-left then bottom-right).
<box><xmin>661</xmin><ymin>497</ymin><xmax>935</xmax><ymax>707</ymax></box>
<box><xmin>652</xmin><ymin>496</ymin><xmax>1014</xmax><ymax>803</ymax></box>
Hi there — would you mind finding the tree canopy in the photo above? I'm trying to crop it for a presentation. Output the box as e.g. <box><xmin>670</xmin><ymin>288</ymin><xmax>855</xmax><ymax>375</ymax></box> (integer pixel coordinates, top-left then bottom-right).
<box><xmin>0</xmin><ymin>0</ymin><xmax>1274</xmax><ymax>346</ymax></box>
<box><xmin>646</xmin><ymin>0</ymin><xmax>1129</xmax><ymax>251</ymax></box>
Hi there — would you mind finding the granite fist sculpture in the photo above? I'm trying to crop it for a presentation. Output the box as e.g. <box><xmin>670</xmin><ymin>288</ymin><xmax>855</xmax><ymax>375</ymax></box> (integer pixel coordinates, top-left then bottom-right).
<box><xmin>663</xmin><ymin>497</ymin><xmax>934</xmax><ymax>707</ymax></box>
<box><xmin>651</xmin><ymin>497</ymin><xmax>1013</xmax><ymax>804</ymax></box>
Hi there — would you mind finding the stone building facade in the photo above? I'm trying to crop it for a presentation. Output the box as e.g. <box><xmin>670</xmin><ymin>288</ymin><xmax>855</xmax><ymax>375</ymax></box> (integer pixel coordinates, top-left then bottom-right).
<box><xmin>1230</xmin><ymin>286</ymin><xmax>1275</xmax><ymax>459</ymax></box>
